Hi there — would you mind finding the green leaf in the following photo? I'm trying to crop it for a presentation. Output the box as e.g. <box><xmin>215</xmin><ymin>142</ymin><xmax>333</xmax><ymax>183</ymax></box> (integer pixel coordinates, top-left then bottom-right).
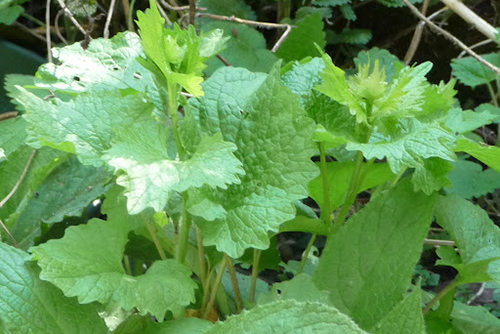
<box><xmin>476</xmin><ymin>103</ymin><xmax>500</xmax><ymax>123</ymax></box>
<box><xmin>0</xmin><ymin>243</ymin><xmax>107</xmax><ymax>333</ymax></box>
<box><xmin>445</xmin><ymin>107</ymin><xmax>495</xmax><ymax>134</ymax></box>
<box><xmin>308</xmin><ymin>161</ymin><xmax>395</xmax><ymax>212</ymax></box>
<box><xmin>451</xmin><ymin>300</ymin><xmax>500</xmax><ymax>334</ymax></box>
<box><xmin>282</xmin><ymin>57</ymin><xmax>361</xmax><ymax>145</ymax></box>
<box><xmin>347</xmin><ymin>118</ymin><xmax>455</xmax><ymax>194</ymax></box>
<box><xmin>31</xmin><ymin>218</ymin><xmax>197</xmax><ymax>320</ymax></box>
<box><xmin>34</xmin><ymin>32</ymin><xmax>155</xmax><ymax>94</ymax></box>
<box><xmin>454</xmin><ymin>137</ymin><xmax>500</xmax><ymax>173</ymax></box>
<box><xmin>279</xmin><ymin>216</ymin><xmax>328</xmax><ymax>235</ymax></box>
<box><xmin>372</xmin><ymin>286</ymin><xmax>425</xmax><ymax>334</ymax></box>
<box><xmin>314</xmin><ymin>180</ymin><xmax>436</xmax><ymax>330</ymax></box>
<box><xmin>0</xmin><ymin>5</ymin><xmax>23</xmax><ymax>25</ymax></box>
<box><xmin>198</xmin><ymin>0</ymin><xmax>256</xmax><ymax>19</ymax></box>
<box><xmin>258</xmin><ymin>273</ymin><xmax>331</xmax><ymax>305</ymax></box>
<box><xmin>275</xmin><ymin>12</ymin><xmax>326</xmax><ymax>62</ymax></box>
<box><xmin>144</xmin><ymin>318</ymin><xmax>213</xmax><ymax>334</ymax></box>
<box><xmin>189</xmin><ymin>66</ymin><xmax>318</xmax><ymax>258</ymax></box>
<box><xmin>434</xmin><ymin>194</ymin><xmax>500</xmax><ymax>285</ymax></box>
<box><xmin>327</xmin><ymin>29</ymin><xmax>372</xmax><ymax>45</ymax></box>
<box><xmin>340</xmin><ymin>4</ymin><xmax>356</xmax><ymax>20</ymax></box>
<box><xmin>451</xmin><ymin>53</ymin><xmax>500</xmax><ymax>88</ymax></box>
<box><xmin>207</xmin><ymin>300</ymin><xmax>367</xmax><ymax>334</ymax></box>
<box><xmin>13</xmin><ymin>88</ymin><xmax>154</xmax><ymax>167</ymax></box>
<box><xmin>201</xmin><ymin>22</ymin><xmax>278</xmax><ymax>76</ymax></box>
<box><xmin>137</xmin><ymin>0</ymin><xmax>227</xmax><ymax>96</ymax></box>
<box><xmin>105</xmin><ymin>121</ymin><xmax>243</xmax><ymax>214</ymax></box>
<box><xmin>313</xmin><ymin>0</ymin><xmax>351</xmax><ymax>6</ymax></box>
<box><xmin>8</xmin><ymin>156</ymin><xmax>113</xmax><ymax>248</ymax></box>
<box><xmin>315</xmin><ymin>54</ymin><xmax>365</xmax><ymax>123</ymax></box>
<box><xmin>353</xmin><ymin>48</ymin><xmax>403</xmax><ymax>82</ymax></box>
<box><xmin>446</xmin><ymin>158</ymin><xmax>500</xmax><ymax>199</ymax></box>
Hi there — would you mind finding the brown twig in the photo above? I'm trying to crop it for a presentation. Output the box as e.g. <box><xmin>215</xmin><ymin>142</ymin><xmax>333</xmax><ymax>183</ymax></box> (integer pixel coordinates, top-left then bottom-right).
<box><xmin>188</xmin><ymin>0</ymin><xmax>196</xmax><ymax>25</ymax></box>
<box><xmin>0</xmin><ymin>112</ymin><xmax>18</xmax><ymax>122</ymax></box>
<box><xmin>404</xmin><ymin>0</ymin><xmax>430</xmax><ymax>64</ymax></box>
<box><xmin>216</xmin><ymin>54</ymin><xmax>231</xmax><ymax>66</ymax></box>
<box><xmin>55</xmin><ymin>0</ymin><xmax>91</xmax><ymax>39</ymax></box>
<box><xmin>402</xmin><ymin>0</ymin><xmax>500</xmax><ymax>77</ymax></box>
<box><xmin>0</xmin><ymin>150</ymin><xmax>37</xmax><ymax>209</ymax></box>
<box><xmin>271</xmin><ymin>24</ymin><xmax>292</xmax><ymax>53</ymax></box>
<box><xmin>46</xmin><ymin>0</ymin><xmax>52</xmax><ymax>62</ymax></box>
<box><xmin>104</xmin><ymin>0</ymin><xmax>117</xmax><ymax>38</ymax></box>
<box><xmin>0</xmin><ymin>218</ymin><xmax>19</xmax><ymax>248</ymax></box>
<box><xmin>197</xmin><ymin>13</ymin><xmax>296</xmax><ymax>29</ymax></box>
<box><xmin>55</xmin><ymin>9</ymin><xmax>68</xmax><ymax>44</ymax></box>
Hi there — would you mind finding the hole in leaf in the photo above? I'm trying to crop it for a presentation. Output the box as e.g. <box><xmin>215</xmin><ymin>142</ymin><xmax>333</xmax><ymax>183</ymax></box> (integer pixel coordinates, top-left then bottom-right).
<box><xmin>113</xmin><ymin>67</ymin><xmax>120</xmax><ymax>71</ymax></box>
<box><xmin>277</xmin><ymin>289</ymin><xmax>281</xmax><ymax>295</ymax></box>
<box><xmin>73</xmin><ymin>76</ymin><xmax>80</xmax><ymax>81</ymax></box>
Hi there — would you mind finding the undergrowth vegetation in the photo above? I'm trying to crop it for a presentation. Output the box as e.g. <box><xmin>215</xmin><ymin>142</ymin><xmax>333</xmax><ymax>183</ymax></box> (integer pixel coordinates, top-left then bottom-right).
<box><xmin>2</xmin><ymin>0</ymin><xmax>500</xmax><ymax>333</ymax></box>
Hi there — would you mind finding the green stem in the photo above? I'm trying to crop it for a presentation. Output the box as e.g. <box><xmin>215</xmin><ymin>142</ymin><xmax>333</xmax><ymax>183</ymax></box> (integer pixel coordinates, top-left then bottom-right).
<box><xmin>225</xmin><ymin>254</ymin><xmax>243</xmax><ymax>313</ymax></box>
<box><xmin>298</xmin><ymin>234</ymin><xmax>316</xmax><ymax>275</ymax></box>
<box><xmin>142</xmin><ymin>214</ymin><xmax>167</xmax><ymax>260</ymax></box>
<box><xmin>331</xmin><ymin>150</ymin><xmax>365</xmax><ymax>235</ymax></box>
<box><xmin>203</xmin><ymin>259</ymin><xmax>227</xmax><ymax>319</ymax></box>
<box><xmin>423</xmin><ymin>278</ymin><xmax>459</xmax><ymax>315</ymax></box>
<box><xmin>127</xmin><ymin>0</ymin><xmax>137</xmax><ymax>32</ymax></box>
<box><xmin>390</xmin><ymin>167</ymin><xmax>407</xmax><ymax>188</ymax></box>
<box><xmin>21</xmin><ymin>12</ymin><xmax>46</xmax><ymax>27</ymax></box>
<box><xmin>201</xmin><ymin>267</ymin><xmax>215</xmax><ymax>311</ymax></box>
<box><xmin>318</xmin><ymin>142</ymin><xmax>332</xmax><ymax>225</ymax></box>
<box><xmin>197</xmin><ymin>227</ymin><xmax>208</xmax><ymax>293</ymax></box>
<box><xmin>250</xmin><ymin>249</ymin><xmax>261</xmax><ymax>304</ymax></box>
<box><xmin>123</xmin><ymin>255</ymin><xmax>132</xmax><ymax>275</ymax></box>
<box><xmin>167</xmin><ymin>82</ymin><xmax>185</xmax><ymax>159</ymax></box>
<box><xmin>177</xmin><ymin>194</ymin><xmax>192</xmax><ymax>264</ymax></box>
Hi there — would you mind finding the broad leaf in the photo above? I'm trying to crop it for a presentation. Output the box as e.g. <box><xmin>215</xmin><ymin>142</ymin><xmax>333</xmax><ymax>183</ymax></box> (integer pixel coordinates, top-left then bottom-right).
<box><xmin>105</xmin><ymin>121</ymin><xmax>243</xmax><ymax>214</ymax></box>
<box><xmin>451</xmin><ymin>53</ymin><xmax>500</xmax><ymax>88</ymax></box>
<box><xmin>347</xmin><ymin>118</ymin><xmax>455</xmax><ymax>194</ymax></box>
<box><xmin>446</xmin><ymin>158</ymin><xmax>500</xmax><ymax>199</ymax></box>
<box><xmin>0</xmin><ymin>243</ymin><xmax>107</xmax><ymax>333</ymax></box>
<box><xmin>188</xmin><ymin>66</ymin><xmax>318</xmax><ymax>258</ymax></box>
<box><xmin>445</xmin><ymin>108</ymin><xmax>495</xmax><ymax>134</ymax></box>
<box><xmin>199</xmin><ymin>0</ymin><xmax>256</xmax><ymax>19</ymax></box>
<box><xmin>275</xmin><ymin>12</ymin><xmax>326</xmax><ymax>62</ymax></box>
<box><xmin>327</xmin><ymin>29</ymin><xmax>372</xmax><ymax>45</ymax></box>
<box><xmin>31</xmin><ymin>218</ymin><xmax>197</xmax><ymax>320</ymax></box>
<box><xmin>454</xmin><ymin>137</ymin><xmax>500</xmax><ymax>172</ymax></box>
<box><xmin>9</xmin><ymin>156</ymin><xmax>113</xmax><ymax>249</ymax></box>
<box><xmin>434</xmin><ymin>194</ymin><xmax>500</xmax><ymax>285</ymax></box>
<box><xmin>308</xmin><ymin>161</ymin><xmax>395</xmax><ymax>212</ymax></box>
<box><xmin>13</xmin><ymin>88</ymin><xmax>154</xmax><ymax>167</ymax></box>
<box><xmin>207</xmin><ymin>300</ymin><xmax>367</xmax><ymax>334</ymax></box>
<box><xmin>201</xmin><ymin>21</ymin><xmax>277</xmax><ymax>76</ymax></box>
<box><xmin>35</xmin><ymin>32</ymin><xmax>155</xmax><ymax>94</ymax></box>
<box><xmin>314</xmin><ymin>180</ymin><xmax>436</xmax><ymax>330</ymax></box>
<box><xmin>372</xmin><ymin>286</ymin><xmax>425</xmax><ymax>334</ymax></box>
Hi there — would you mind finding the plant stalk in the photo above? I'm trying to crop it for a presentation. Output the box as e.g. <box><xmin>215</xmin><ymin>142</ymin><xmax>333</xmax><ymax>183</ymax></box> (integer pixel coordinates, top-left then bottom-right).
<box><xmin>142</xmin><ymin>214</ymin><xmax>167</xmax><ymax>260</ymax></box>
<box><xmin>250</xmin><ymin>249</ymin><xmax>261</xmax><ymax>303</ymax></box>
<box><xmin>298</xmin><ymin>234</ymin><xmax>317</xmax><ymax>275</ymax></box>
<box><xmin>196</xmin><ymin>227</ymin><xmax>208</xmax><ymax>293</ymax></box>
<box><xmin>177</xmin><ymin>193</ymin><xmax>192</xmax><ymax>264</ymax></box>
<box><xmin>203</xmin><ymin>258</ymin><xmax>227</xmax><ymax>319</ymax></box>
<box><xmin>423</xmin><ymin>278</ymin><xmax>459</xmax><ymax>314</ymax></box>
<box><xmin>225</xmin><ymin>254</ymin><xmax>243</xmax><ymax>313</ymax></box>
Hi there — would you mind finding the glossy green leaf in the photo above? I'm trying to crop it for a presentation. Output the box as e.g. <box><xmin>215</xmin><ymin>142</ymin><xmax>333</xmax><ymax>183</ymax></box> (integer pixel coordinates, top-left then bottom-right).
<box><xmin>0</xmin><ymin>243</ymin><xmax>107</xmax><ymax>334</ymax></box>
<box><xmin>189</xmin><ymin>66</ymin><xmax>318</xmax><ymax>258</ymax></box>
<box><xmin>207</xmin><ymin>300</ymin><xmax>367</xmax><ymax>334</ymax></box>
<box><xmin>314</xmin><ymin>180</ymin><xmax>435</xmax><ymax>330</ymax></box>
<box><xmin>31</xmin><ymin>218</ymin><xmax>197</xmax><ymax>320</ymax></box>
